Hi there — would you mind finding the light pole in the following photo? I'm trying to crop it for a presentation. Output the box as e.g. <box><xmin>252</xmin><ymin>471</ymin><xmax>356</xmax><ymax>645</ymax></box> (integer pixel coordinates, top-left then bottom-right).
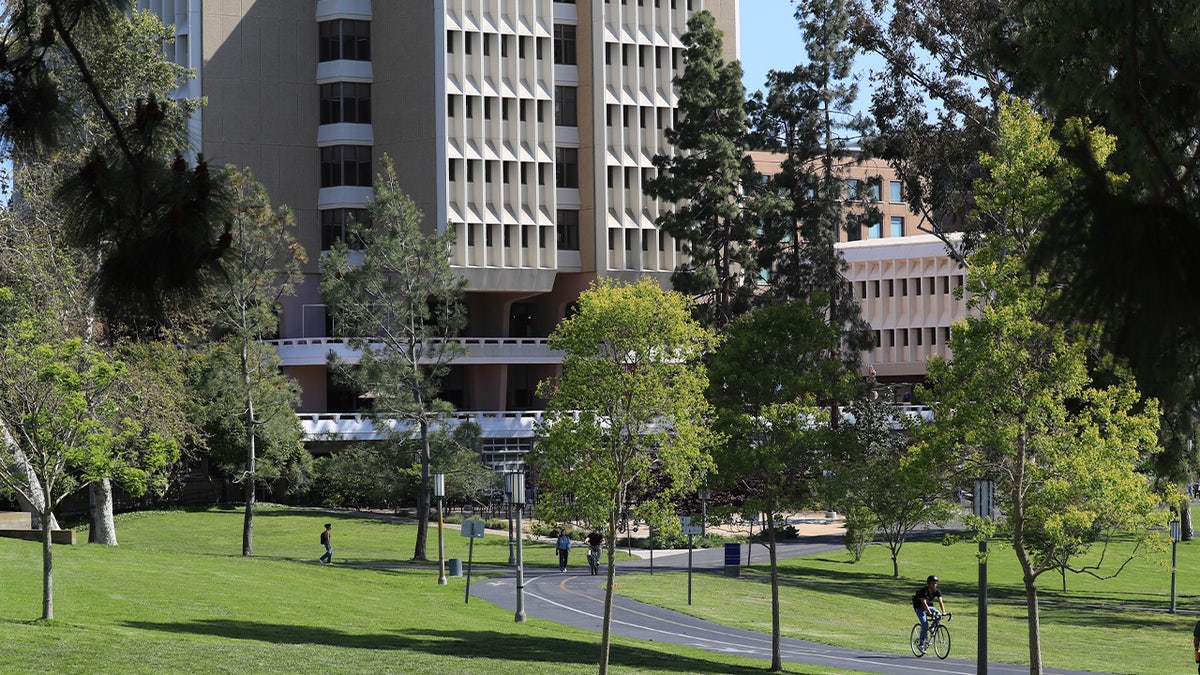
<box><xmin>509</xmin><ymin>471</ymin><xmax>527</xmax><ymax>622</ymax></box>
<box><xmin>1171</xmin><ymin>512</ymin><xmax>1181</xmax><ymax>614</ymax></box>
<box><xmin>434</xmin><ymin>473</ymin><xmax>447</xmax><ymax>585</ymax></box>
<box><xmin>505</xmin><ymin>467</ymin><xmax>516</xmax><ymax>566</ymax></box>
<box><xmin>974</xmin><ymin>477</ymin><xmax>995</xmax><ymax>675</ymax></box>
<box><xmin>699</xmin><ymin>488</ymin><xmax>711</xmax><ymax>535</ymax></box>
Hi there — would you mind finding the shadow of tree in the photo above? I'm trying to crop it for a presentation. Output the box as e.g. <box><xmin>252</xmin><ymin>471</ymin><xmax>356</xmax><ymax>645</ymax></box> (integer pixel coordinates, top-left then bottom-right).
<box><xmin>119</xmin><ymin>620</ymin><xmax>764</xmax><ymax>673</ymax></box>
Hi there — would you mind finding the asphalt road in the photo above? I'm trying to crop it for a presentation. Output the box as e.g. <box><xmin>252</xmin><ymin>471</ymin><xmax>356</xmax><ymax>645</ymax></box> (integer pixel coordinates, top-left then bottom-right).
<box><xmin>469</xmin><ymin>536</ymin><xmax>1110</xmax><ymax>675</ymax></box>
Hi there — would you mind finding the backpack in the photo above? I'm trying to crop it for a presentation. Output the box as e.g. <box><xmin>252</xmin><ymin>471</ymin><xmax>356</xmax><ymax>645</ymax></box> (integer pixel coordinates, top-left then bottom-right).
<box><xmin>320</xmin><ymin>531</ymin><xmax>328</xmax><ymax>544</ymax></box>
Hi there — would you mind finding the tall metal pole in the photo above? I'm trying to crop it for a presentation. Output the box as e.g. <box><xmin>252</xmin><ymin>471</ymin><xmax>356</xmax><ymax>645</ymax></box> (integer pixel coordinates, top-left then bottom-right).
<box><xmin>974</xmin><ymin>478</ymin><xmax>994</xmax><ymax>675</ymax></box>
<box><xmin>506</xmin><ymin>470</ymin><xmax>516</xmax><ymax>566</ymax></box>
<box><xmin>978</xmin><ymin>539</ymin><xmax>988</xmax><ymax>675</ymax></box>
<box><xmin>435</xmin><ymin>473</ymin><xmax>447</xmax><ymax>585</ymax></box>
<box><xmin>1171</xmin><ymin>517</ymin><xmax>1181</xmax><ymax>613</ymax></box>
<box><xmin>510</xmin><ymin>472</ymin><xmax>527</xmax><ymax>622</ymax></box>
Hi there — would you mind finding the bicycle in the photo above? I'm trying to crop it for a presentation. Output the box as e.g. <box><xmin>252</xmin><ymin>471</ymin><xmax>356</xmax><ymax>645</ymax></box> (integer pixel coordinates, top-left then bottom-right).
<box><xmin>910</xmin><ymin>611</ymin><xmax>951</xmax><ymax>659</ymax></box>
<box><xmin>587</xmin><ymin>544</ymin><xmax>601</xmax><ymax>576</ymax></box>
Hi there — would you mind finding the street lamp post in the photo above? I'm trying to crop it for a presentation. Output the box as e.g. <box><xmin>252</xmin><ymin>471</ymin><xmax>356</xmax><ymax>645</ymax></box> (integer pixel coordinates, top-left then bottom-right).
<box><xmin>509</xmin><ymin>471</ymin><xmax>527</xmax><ymax>622</ymax></box>
<box><xmin>974</xmin><ymin>477</ymin><xmax>995</xmax><ymax>675</ymax></box>
<box><xmin>505</xmin><ymin>468</ymin><xmax>516</xmax><ymax>566</ymax></box>
<box><xmin>1171</xmin><ymin>514</ymin><xmax>1181</xmax><ymax>614</ymax></box>
<box><xmin>434</xmin><ymin>473</ymin><xmax>447</xmax><ymax>585</ymax></box>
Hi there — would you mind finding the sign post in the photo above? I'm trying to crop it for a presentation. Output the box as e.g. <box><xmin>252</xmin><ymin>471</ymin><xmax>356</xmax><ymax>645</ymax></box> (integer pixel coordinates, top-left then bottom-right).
<box><xmin>461</xmin><ymin>518</ymin><xmax>485</xmax><ymax>604</ymax></box>
<box><xmin>680</xmin><ymin>516</ymin><xmax>703</xmax><ymax>605</ymax></box>
<box><xmin>1171</xmin><ymin>516</ymin><xmax>1181</xmax><ymax>614</ymax></box>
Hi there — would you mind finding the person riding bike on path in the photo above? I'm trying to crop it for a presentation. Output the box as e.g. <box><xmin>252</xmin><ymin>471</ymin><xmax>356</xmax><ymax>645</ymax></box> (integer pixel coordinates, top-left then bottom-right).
<box><xmin>913</xmin><ymin>575</ymin><xmax>947</xmax><ymax>653</ymax></box>
<box><xmin>586</xmin><ymin>529</ymin><xmax>603</xmax><ymax>575</ymax></box>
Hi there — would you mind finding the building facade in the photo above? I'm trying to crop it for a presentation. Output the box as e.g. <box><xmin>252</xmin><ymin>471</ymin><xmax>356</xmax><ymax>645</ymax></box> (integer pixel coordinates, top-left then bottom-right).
<box><xmin>137</xmin><ymin>0</ymin><xmax>962</xmax><ymax>456</ymax></box>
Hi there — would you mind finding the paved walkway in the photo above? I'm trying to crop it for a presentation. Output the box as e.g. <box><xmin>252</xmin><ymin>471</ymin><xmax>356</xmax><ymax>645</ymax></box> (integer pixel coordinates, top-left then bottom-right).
<box><xmin>468</xmin><ymin>531</ymin><xmax>1109</xmax><ymax>675</ymax></box>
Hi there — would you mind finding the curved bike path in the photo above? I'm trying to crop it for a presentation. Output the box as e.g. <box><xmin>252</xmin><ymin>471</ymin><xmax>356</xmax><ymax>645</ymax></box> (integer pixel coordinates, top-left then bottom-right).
<box><xmin>469</xmin><ymin>535</ymin><xmax>1109</xmax><ymax>675</ymax></box>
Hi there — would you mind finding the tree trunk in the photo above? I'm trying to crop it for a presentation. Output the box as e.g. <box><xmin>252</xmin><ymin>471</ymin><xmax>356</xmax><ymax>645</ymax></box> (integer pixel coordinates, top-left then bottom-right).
<box><xmin>1013</xmin><ymin>430</ymin><xmax>1044</xmax><ymax>674</ymax></box>
<box><xmin>599</xmin><ymin>508</ymin><xmax>619</xmax><ymax>675</ymax></box>
<box><xmin>40</xmin><ymin>507</ymin><xmax>54</xmax><ymax>621</ymax></box>
<box><xmin>1183</xmin><ymin>501</ymin><xmax>1193</xmax><ymax>542</ymax></box>
<box><xmin>242</xmin><ymin>341</ymin><xmax>257</xmax><ymax>556</ymax></box>
<box><xmin>2</xmin><ymin>424</ymin><xmax>60</xmax><ymax>530</ymax></box>
<box><xmin>88</xmin><ymin>478</ymin><xmax>118</xmax><ymax>545</ymax></box>
<box><xmin>768</xmin><ymin>511</ymin><xmax>782</xmax><ymax>672</ymax></box>
<box><xmin>412</xmin><ymin>419</ymin><xmax>431</xmax><ymax>561</ymax></box>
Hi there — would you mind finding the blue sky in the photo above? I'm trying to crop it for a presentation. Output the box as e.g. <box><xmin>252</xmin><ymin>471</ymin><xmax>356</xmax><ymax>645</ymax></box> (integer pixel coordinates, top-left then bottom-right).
<box><xmin>738</xmin><ymin>0</ymin><xmax>879</xmax><ymax>115</ymax></box>
<box><xmin>739</xmin><ymin>0</ymin><xmax>806</xmax><ymax>95</ymax></box>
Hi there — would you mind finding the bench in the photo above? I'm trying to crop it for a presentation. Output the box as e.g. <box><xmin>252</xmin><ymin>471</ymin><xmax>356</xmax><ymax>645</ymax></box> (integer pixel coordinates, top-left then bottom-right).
<box><xmin>0</xmin><ymin>512</ymin><xmax>77</xmax><ymax>545</ymax></box>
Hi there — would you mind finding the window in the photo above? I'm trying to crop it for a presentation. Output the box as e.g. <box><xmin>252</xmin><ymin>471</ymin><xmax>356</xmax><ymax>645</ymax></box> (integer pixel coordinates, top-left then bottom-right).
<box><xmin>447</xmin><ymin>95</ymin><xmax>455</xmax><ymax>117</ymax></box>
<box><xmin>483</xmin><ymin>34</ymin><xmax>491</xmax><ymax>57</ymax></box>
<box><xmin>867</xmin><ymin>221</ymin><xmax>882</xmax><ymax>238</ymax></box>
<box><xmin>890</xmin><ymin>216</ymin><xmax>905</xmax><ymax>237</ymax></box>
<box><xmin>465</xmin><ymin>97</ymin><xmax>474</xmax><ymax>119</ymax></box>
<box><xmin>553</xmin><ymin>24</ymin><xmax>576</xmax><ymax>65</ymax></box>
<box><xmin>319</xmin><ymin>20</ymin><xmax>370</xmax><ymax>62</ymax></box>
<box><xmin>555</xmin><ymin>147</ymin><xmax>579</xmax><ymax>188</ymax></box>
<box><xmin>447</xmin><ymin>31</ymin><xmax>455</xmax><ymax>54</ymax></box>
<box><xmin>845</xmin><ymin>178</ymin><xmax>859</xmax><ymax>199</ymax></box>
<box><xmin>845</xmin><ymin>223</ymin><xmax>861</xmax><ymax>241</ymax></box>
<box><xmin>320</xmin><ymin>208</ymin><xmax>369</xmax><ymax>250</ymax></box>
<box><xmin>554</xmin><ymin>86</ymin><xmax>577</xmax><ymax>126</ymax></box>
<box><xmin>556</xmin><ymin>209</ymin><xmax>580</xmax><ymax>250</ymax></box>
<box><xmin>320</xmin><ymin>145</ymin><xmax>372</xmax><ymax>187</ymax></box>
<box><xmin>319</xmin><ymin>82</ymin><xmax>371</xmax><ymax>125</ymax></box>
<box><xmin>890</xmin><ymin>180</ymin><xmax>902</xmax><ymax>202</ymax></box>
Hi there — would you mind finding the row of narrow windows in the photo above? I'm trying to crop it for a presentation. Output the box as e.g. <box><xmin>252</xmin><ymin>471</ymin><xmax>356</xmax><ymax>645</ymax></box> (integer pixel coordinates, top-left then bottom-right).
<box><xmin>874</xmin><ymin>327</ymin><xmax>952</xmax><ymax>348</ymax></box>
<box><xmin>446</xmin><ymin>26</ymin><xmax>574</xmax><ymax>65</ymax></box>
<box><xmin>446</xmin><ymin>150</ymin><xmax>579</xmax><ymax>188</ymax></box>
<box><xmin>856</xmin><ymin>275</ymin><xmax>965</xmax><ymax>300</ymax></box>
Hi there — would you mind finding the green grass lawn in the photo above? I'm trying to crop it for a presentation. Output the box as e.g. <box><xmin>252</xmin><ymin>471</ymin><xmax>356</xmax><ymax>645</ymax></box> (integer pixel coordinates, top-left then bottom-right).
<box><xmin>615</xmin><ymin>531</ymin><xmax>1200</xmax><ymax>675</ymax></box>
<box><xmin>0</xmin><ymin>506</ymin><xmax>851</xmax><ymax>675</ymax></box>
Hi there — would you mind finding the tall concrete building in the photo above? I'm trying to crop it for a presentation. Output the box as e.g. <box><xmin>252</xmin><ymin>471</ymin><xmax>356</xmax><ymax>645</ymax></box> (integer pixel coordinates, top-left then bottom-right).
<box><xmin>137</xmin><ymin>0</ymin><xmax>740</xmax><ymax>463</ymax></box>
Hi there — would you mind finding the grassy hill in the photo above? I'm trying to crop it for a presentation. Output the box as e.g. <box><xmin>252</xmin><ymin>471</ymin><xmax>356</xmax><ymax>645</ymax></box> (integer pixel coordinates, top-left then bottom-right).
<box><xmin>0</xmin><ymin>505</ymin><xmax>846</xmax><ymax>674</ymax></box>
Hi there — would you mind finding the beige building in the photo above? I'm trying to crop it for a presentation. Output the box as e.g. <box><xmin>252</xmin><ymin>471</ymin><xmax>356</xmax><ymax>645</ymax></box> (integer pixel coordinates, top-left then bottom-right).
<box><xmin>137</xmin><ymin>0</ymin><xmax>740</xmax><ymax>461</ymax></box>
<box><xmin>138</xmin><ymin>1</ymin><xmax>962</xmax><ymax>456</ymax></box>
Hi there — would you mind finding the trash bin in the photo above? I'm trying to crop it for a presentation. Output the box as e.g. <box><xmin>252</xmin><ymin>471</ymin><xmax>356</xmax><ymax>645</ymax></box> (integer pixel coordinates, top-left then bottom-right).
<box><xmin>723</xmin><ymin>543</ymin><xmax>741</xmax><ymax>578</ymax></box>
<box><xmin>447</xmin><ymin>558</ymin><xmax>463</xmax><ymax>577</ymax></box>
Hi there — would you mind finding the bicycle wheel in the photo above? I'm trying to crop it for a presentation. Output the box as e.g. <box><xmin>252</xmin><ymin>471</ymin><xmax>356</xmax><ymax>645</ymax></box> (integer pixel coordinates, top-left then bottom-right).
<box><xmin>909</xmin><ymin>624</ymin><xmax>924</xmax><ymax>657</ymax></box>
<box><xmin>933</xmin><ymin>624</ymin><xmax>951</xmax><ymax>659</ymax></box>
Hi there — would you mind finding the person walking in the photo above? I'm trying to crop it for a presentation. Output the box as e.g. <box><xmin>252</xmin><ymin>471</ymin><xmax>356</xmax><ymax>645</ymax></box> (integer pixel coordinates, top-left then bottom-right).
<box><xmin>319</xmin><ymin>523</ymin><xmax>333</xmax><ymax>564</ymax></box>
<box><xmin>912</xmin><ymin>575</ymin><xmax>946</xmax><ymax>654</ymax></box>
<box><xmin>555</xmin><ymin>529</ymin><xmax>572</xmax><ymax>572</ymax></box>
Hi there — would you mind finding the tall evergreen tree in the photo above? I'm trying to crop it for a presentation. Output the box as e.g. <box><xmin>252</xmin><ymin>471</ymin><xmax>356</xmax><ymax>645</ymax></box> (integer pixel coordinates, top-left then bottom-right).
<box><xmin>321</xmin><ymin>156</ymin><xmax>468</xmax><ymax>562</ymax></box>
<box><xmin>644</xmin><ymin>10</ymin><xmax>760</xmax><ymax>328</ymax></box>
<box><xmin>746</xmin><ymin>0</ymin><xmax>875</xmax><ymax>424</ymax></box>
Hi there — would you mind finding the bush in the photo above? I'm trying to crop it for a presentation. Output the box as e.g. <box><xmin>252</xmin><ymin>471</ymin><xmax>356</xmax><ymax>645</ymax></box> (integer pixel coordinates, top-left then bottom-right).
<box><xmin>843</xmin><ymin>507</ymin><xmax>878</xmax><ymax>562</ymax></box>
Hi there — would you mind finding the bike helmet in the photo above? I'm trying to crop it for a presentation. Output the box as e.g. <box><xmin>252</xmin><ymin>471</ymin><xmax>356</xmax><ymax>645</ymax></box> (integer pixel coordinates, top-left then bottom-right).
<box><xmin>927</xmin><ymin>575</ymin><xmax>938</xmax><ymax>583</ymax></box>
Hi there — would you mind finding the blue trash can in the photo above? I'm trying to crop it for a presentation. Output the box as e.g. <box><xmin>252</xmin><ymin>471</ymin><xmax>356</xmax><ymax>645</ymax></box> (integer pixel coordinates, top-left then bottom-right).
<box><xmin>723</xmin><ymin>543</ymin><xmax>741</xmax><ymax>577</ymax></box>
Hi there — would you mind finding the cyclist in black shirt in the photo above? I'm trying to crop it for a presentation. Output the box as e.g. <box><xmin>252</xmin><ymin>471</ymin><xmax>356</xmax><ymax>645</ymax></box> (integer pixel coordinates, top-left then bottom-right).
<box><xmin>912</xmin><ymin>575</ymin><xmax>946</xmax><ymax>653</ymax></box>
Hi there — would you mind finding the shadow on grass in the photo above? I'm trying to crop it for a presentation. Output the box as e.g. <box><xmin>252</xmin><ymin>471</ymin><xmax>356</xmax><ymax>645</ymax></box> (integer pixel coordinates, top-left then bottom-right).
<box><xmin>119</xmin><ymin>619</ymin><xmax>763</xmax><ymax>673</ymax></box>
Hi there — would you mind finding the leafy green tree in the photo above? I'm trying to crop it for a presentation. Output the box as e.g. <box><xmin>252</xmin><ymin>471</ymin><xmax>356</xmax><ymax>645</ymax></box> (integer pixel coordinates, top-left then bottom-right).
<box><xmin>0</xmin><ymin>293</ymin><xmax>178</xmax><ymax>620</ymax></box>
<box><xmin>321</xmin><ymin>156</ymin><xmax>468</xmax><ymax>562</ymax></box>
<box><xmin>848</xmin><ymin>0</ymin><xmax>1013</xmax><ymax>256</ymax></box>
<box><xmin>920</xmin><ymin>99</ymin><xmax>1164</xmax><ymax>675</ymax></box>
<box><xmin>195</xmin><ymin>166</ymin><xmax>307</xmax><ymax>556</ymax></box>
<box><xmin>2</xmin><ymin>8</ymin><xmax>218</xmax><ymax>543</ymax></box>
<box><xmin>644</xmin><ymin>10</ymin><xmax>760</xmax><ymax>328</ymax></box>
<box><xmin>706</xmin><ymin>298</ymin><xmax>849</xmax><ymax>672</ymax></box>
<box><xmin>535</xmin><ymin>278</ymin><xmax>718</xmax><ymax>675</ymax></box>
<box><xmin>835</xmin><ymin>395</ymin><xmax>955</xmax><ymax>577</ymax></box>
<box><xmin>996</xmin><ymin>1</ymin><xmax>1200</xmax><ymax>522</ymax></box>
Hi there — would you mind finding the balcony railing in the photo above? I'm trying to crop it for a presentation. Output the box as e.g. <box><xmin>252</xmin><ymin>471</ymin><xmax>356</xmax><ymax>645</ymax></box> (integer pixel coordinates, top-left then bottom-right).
<box><xmin>297</xmin><ymin>405</ymin><xmax>935</xmax><ymax>442</ymax></box>
<box><xmin>267</xmin><ymin>336</ymin><xmax>563</xmax><ymax>366</ymax></box>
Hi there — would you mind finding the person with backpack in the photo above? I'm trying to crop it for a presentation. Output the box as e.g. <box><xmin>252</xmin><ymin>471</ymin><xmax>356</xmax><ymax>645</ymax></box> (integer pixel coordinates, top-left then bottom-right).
<box><xmin>555</xmin><ymin>529</ymin><xmax>572</xmax><ymax>572</ymax></box>
<box><xmin>912</xmin><ymin>575</ymin><xmax>946</xmax><ymax>654</ymax></box>
<box><xmin>319</xmin><ymin>523</ymin><xmax>333</xmax><ymax>564</ymax></box>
